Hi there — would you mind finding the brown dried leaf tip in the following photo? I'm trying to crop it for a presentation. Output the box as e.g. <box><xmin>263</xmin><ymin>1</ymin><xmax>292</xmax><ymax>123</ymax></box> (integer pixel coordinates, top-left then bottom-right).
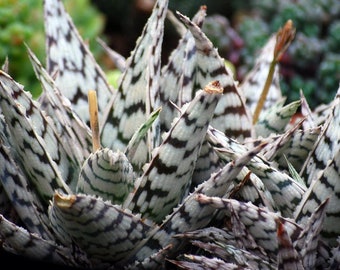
<box><xmin>54</xmin><ymin>192</ymin><xmax>76</xmax><ymax>208</ymax></box>
<box><xmin>274</xmin><ymin>19</ymin><xmax>296</xmax><ymax>62</ymax></box>
<box><xmin>204</xmin><ymin>80</ymin><xmax>223</xmax><ymax>94</ymax></box>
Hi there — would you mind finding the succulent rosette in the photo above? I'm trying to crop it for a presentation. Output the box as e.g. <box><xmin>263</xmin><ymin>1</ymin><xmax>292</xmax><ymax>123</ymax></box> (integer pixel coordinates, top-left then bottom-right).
<box><xmin>0</xmin><ymin>0</ymin><xmax>339</xmax><ymax>269</ymax></box>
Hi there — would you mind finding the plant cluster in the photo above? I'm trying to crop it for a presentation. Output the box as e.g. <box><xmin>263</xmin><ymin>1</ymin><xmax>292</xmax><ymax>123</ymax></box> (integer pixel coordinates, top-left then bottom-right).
<box><xmin>0</xmin><ymin>0</ymin><xmax>340</xmax><ymax>269</ymax></box>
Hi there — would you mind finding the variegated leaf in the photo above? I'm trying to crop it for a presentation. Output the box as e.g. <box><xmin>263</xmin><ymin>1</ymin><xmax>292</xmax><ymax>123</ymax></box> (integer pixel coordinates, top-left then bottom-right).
<box><xmin>240</xmin><ymin>34</ymin><xmax>283</xmax><ymax>114</ymax></box>
<box><xmin>48</xmin><ymin>192</ymin><xmax>153</xmax><ymax>263</ymax></box>
<box><xmin>196</xmin><ymin>194</ymin><xmax>302</xmax><ymax>258</ymax></box>
<box><xmin>294</xmin><ymin>198</ymin><xmax>329</xmax><ymax>269</ymax></box>
<box><xmin>310</xmin><ymin>101</ymin><xmax>332</xmax><ymax>128</ymax></box>
<box><xmin>123</xmin><ymin>245</ymin><xmax>172</xmax><ymax>270</ymax></box>
<box><xmin>28</xmin><ymin>46</ymin><xmax>92</xmax><ymax>165</ymax></box>
<box><xmin>191</xmin><ymin>139</ymin><xmax>223</xmax><ymax>187</ymax></box>
<box><xmin>273</xmin><ymin>126</ymin><xmax>321</xmax><ymax>173</ymax></box>
<box><xmin>0</xmin><ymin>179</ymin><xmax>16</xmax><ymax>224</ymax></box>
<box><xmin>297</xmin><ymin>90</ymin><xmax>315</xmax><ymax>130</ymax></box>
<box><xmin>0</xmin><ymin>70</ymin><xmax>80</xmax><ymax>188</ymax></box>
<box><xmin>301</xmin><ymin>86</ymin><xmax>340</xmax><ymax>186</ymax></box>
<box><xmin>0</xmin><ymin>113</ymin><xmax>12</xmax><ymax>148</ymax></box>
<box><xmin>214</xmin><ymin>146</ymin><xmax>305</xmax><ymax>217</ymax></box>
<box><xmin>254</xmin><ymin>99</ymin><xmax>301</xmax><ymax>137</ymax></box>
<box><xmin>76</xmin><ymin>148</ymin><xmax>136</xmax><ymax>204</ymax></box>
<box><xmin>207</xmin><ymin>127</ymin><xmax>278</xmax><ymax>211</ymax></box>
<box><xmin>230</xmin><ymin>168</ymin><xmax>278</xmax><ymax>213</ymax></box>
<box><xmin>101</xmin><ymin>0</ymin><xmax>168</xmax><ymax>164</ymax></box>
<box><xmin>43</xmin><ymin>0</ymin><xmax>113</xmax><ymax>125</ymax></box>
<box><xmin>295</xmin><ymin>146</ymin><xmax>340</xmax><ymax>246</ymax></box>
<box><xmin>206</xmin><ymin>127</ymin><xmax>281</xmax><ymax>213</ymax></box>
<box><xmin>206</xmin><ymin>126</ymin><xmax>248</xmax><ymax>156</ymax></box>
<box><xmin>177</xmin><ymin>11</ymin><xmax>253</xmax><ymax>140</ymax></box>
<box><xmin>123</xmin><ymin>81</ymin><xmax>222</xmax><ymax>223</ymax></box>
<box><xmin>2</xmin><ymin>0</ymin><xmax>340</xmax><ymax>268</ymax></box>
<box><xmin>126</xmin><ymin>141</ymin><xmax>268</xmax><ymax>265</ymax></box>
<box><xmin>174</xmin><ymin>227</ymin><xmax>234</xmax><ymax>245</ymax></box>
<box><xmin>208</xmin><ymin>125</ymin><xmax>305</xmax><ymax>217</ymax></box>
<box><xmin>276</xmin><ymin>218</ymin><xmax>304</xmax><ymax>270</ymax></box>
<box><xmin>328</xmin><ymin>241</ymin><xmax>340</xmax><ymax>268</ymax></box>
<box><xmin>0</xmin><ymin>142</ymin><xmax>54</xmax><ymax>240</ymax></box>
<box><xmin>0</xmin><ymin>214</ymin><xmax>89</xmax><ymax>267</ymax></box>
<box><xmin>207</xmin><ymin>127</ymin><xmax>277</xmax><ymax>209</ymax></box>
<box><xmin>227</xmin><ymin>202</ymin><xmax>269</xmax><ymax>260</ymax></box>
<box><xmin>158</xmin><ymin>6</ymin><xmax>206</xmax><ymax>133</ymax></box>
<box><xmin>0</xmin><ymin>71</ymin><xmax>72</xmax><ymax>208</ymax></box>
<box><xmin>191</xmin><ymin>240</ymin><xmax>272</xmax><ymax>269</ymax></box>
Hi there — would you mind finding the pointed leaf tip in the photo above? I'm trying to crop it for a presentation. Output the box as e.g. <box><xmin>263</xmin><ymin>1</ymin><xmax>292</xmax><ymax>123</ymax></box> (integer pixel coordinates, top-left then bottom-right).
<box><xmin>204</xmin><ymin>80</ymin><xmax>223</xmax><ymax>94</ymax></box>
<box><xmin>54</xmin><ymin>192</ymin><xmax>76</xmax><ymax>208</ymax></box>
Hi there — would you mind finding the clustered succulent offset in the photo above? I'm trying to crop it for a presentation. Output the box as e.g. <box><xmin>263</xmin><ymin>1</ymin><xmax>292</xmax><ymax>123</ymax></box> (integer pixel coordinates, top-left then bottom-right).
<box><xmin>0</xmin><ymin>0</ymin><xmax>340</xmax><ymax>269</ymax></box>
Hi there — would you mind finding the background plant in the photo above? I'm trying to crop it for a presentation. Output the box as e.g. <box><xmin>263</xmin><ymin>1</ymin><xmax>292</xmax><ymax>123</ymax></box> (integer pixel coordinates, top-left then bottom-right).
<box><xmin>213</xmin><ymin>0</ymin><xmax>340</xmax><ymax>108</ymax></box>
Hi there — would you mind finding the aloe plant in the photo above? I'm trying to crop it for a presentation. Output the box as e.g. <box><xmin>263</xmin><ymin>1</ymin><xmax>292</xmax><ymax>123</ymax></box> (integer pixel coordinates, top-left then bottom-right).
<box><xmin>1</xmin><ymin>0</ymin><xmax>340</xmax><ymax>269</ymax></box>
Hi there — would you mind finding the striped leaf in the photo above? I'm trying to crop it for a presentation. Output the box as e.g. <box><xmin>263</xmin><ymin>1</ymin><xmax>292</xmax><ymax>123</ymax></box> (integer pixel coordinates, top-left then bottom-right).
<box><xmin>174</xmin><ymin>227</ymin><xmax>234</xmax><ymax>246</ymax></box>
<box><xmin>240</xmin><ymin>34</ymin><xmax>283</xmax><ymax>114</ymax></box>
<box><xmin>48</xmin><ymin>192</ymin><xmax>153</xmax><ymax>263</ymax></box>
<box><xmin>123</xmin><ymin>81</ymin><xmax>223</xmax><ymax>223</ymax></box>
<box><xmin>190</xmin><ymin>240</ymin><xmax>271</xmax><ymax>269</ymax></box>
<box><xmin>169</xmin><ymin>255</ymin><xmax>238</xmax><ymax>270</ymax></box>
<box><xmin>219</xmin><ymin>147</ymin><xmax>305</xmax><ymax>218</ymax></box>
<box><xmin>0</xmin><ymin>113</ymin><xmax>13</xmax><ymax>148</ymax></box>
<box><xmin>295</xmin><ymin>198</ymin><xmax>329</xmax><ymax>269</ymax></box>
<box><xmin>0</xmin><ymin>71</ymin><xmax>72</xmax><ymax>208</ymax></box>
<box><xmin>158</xmin><ymin>6</ymin><xmax>206</xmax><ymax>133</ymax></box>
<box><xmin>43</xmin><ymin>0</ymin><xmax>113</xmax><ymax>126</ymax></box>
<box><xmin>295</xmin><ymin>146</ymin><xmax>340</xmax><ymax>246</ymax></box>
<box><xmin>276</xmin><ymin>218</ymin><xmax>304</xmax><ymax>270</ymax></box>
<box><xmin>0</xmin><ymin>214</ymin><xmax>87</xmax><ymax>267</ymax></box>
<box><xmin>101</xmin><ymin>0</ymin><xmax>168</xmax><ymax>163</ymax></box>
<box><xmin>127</xmin><ymin>141</ymin><xmax>268</xmax><ymax>265</ymax></box>
<box><xmin>0</xmin><ymin>70</ymin><xmax>80</xmax><ymax>189</ymax></box>
<box><xmin>301</xmin><ymin>86</ymin><xmax>340</xmax><ymax>186</ymax></box>
<box><xmin>209</xmin><ymin>130</ymin><xmax>305</xmax><ymax>217</ymax></box>
<box><xmin>191</xmin><ymin>139</ymin><xmax>223</xmax><ymax>187</ymax></box>
<box><xmin>255</xmin><ymin>99</ymin><xmax>301</xmax><ymax>137</ymax></box>
<box><xmin>28</xmin><ymin>47</ymin><xmax>92</xmax><ymax>165</ymax></box>
<box><xmin>77</xmin><ymin>148</ymin><xmax>136</xmax><ymax>204</ymax></box>
<box><xmin>177</xmin><ymin>11</ymin><xmax>253</xmax><ymax>140</ymax></box>
<box><xmin>196</xmin><ymin>194</ymin><xmax>302</xmax><ymax>258</ymax></box>
<box><xmin>273</xmin><ymin>126</ymin><xmax>321</xmax><ymax>173</ymax></box>
<box><xmin>0</xmin><ymin>142</ymin><xmax>54</xmax><ymax>240</ymax></box>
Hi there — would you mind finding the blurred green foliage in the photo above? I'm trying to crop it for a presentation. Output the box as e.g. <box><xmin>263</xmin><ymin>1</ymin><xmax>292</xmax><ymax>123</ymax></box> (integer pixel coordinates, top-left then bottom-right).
<box><xmin>0</xmin><ymin>0</ymin><xmax>105</xmax><ymax>98</ymax></box>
